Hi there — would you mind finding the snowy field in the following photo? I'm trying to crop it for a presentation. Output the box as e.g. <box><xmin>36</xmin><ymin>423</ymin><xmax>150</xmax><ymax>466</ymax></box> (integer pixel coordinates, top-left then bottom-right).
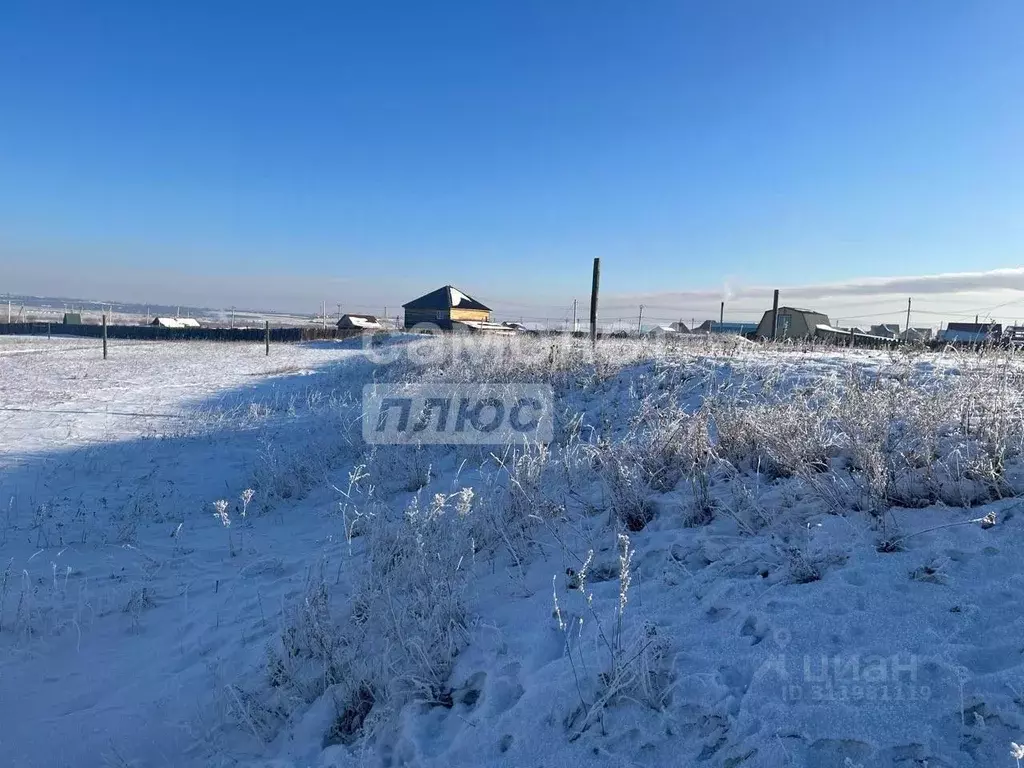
<box><xmin>3</xmin><ymin>333</ymin><xmax>1024</xmax><ymax>768</ymax></box>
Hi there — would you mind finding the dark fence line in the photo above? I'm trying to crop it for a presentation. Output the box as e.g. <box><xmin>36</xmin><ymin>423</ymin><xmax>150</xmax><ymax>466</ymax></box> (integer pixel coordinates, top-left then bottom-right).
<box><xmin>0</xmin><ymin>323</ymin><xmax>367</xmax><ymax>343</ymax></box>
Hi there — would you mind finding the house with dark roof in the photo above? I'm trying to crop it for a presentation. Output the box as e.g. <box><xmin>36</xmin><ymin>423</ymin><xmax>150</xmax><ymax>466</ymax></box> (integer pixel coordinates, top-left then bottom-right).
<box><xmin>900</xmin><ymin>327</ymin><xmax>933</xmax><ymax>343</ymax></box>
<box><xmin>338</xmin><ymin>314</ymin><xmax>383</xmax><ymax>331</ymax></box>
<box><xmin>937</xmin><ymin>322</ymin><xmax>1002</xmax><ymax>345</ymax></box>
<box><xmin>754</xmin><ymin>306</ymin><xmax>830</xmax><ymax>340</ymax></box>
<box><xmin>402</xmin><ymin>285</ymin><xmax>492</xmax><ymax>330</ymax></box>
<box><xmin>869</xmin><ymin>324</ymin><xmax>901</xmax><ymax>339</ymax></box>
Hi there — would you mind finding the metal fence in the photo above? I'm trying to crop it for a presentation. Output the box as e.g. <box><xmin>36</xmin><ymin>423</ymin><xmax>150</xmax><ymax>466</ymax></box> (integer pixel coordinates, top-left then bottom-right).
<box><xmin>0</xmin><ymin>322</ymin><xmax>366</xmax><ymax>343</ymax></box>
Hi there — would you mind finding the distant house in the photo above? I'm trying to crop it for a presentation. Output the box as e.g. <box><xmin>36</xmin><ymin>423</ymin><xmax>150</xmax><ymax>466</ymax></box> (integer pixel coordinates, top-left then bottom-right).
<box><xmin>937</xmin><ymin>322</ymin><xmax>1002</xmax><ymax>345</ymax></box>
<box><xmin>755</xmin><ymin>307</ymin><xmax>830</xmax><ymax>340</ymax></box>
<box><xmin>900</xmin><ymin>327</ymin><xmax>933</xmax><ymax>343</ymax></box>
<box><xmin>337</xmin><ymin>314</ymin><xmax>383</xmax><ymax>331</ymax></box>
<box><xmin>645</xmin><ymin>325</ymin><xmax>677</xmax><ymax>336</ymax></box>
<box><xmin>1003</xmin><ymin>326</ymin><xmax>1024</xmax><ymax>346</ymax></box>
<box><xmin>669</xmin><ymin>321</ymin><xmax>690</xmax><ymax>334</ymax></box>
<box><xmin>403</xmin><ymin>285</ymin><xmax>491</xmax><ymax>330</ymax></box>
<box><xmin>62</xmin><ymin>313</ymin><xmax>82</xmax><ymax>325</ymax></box>
<box><xmin>814</xmin><ymin>324</ymin><xmax>899</xmax><ymax>347</ymax></box>
<box><xmin>152</xmin><ymin>317</ymin><xmax>201</xmax><ymax>328</ymax></box>
<box><xmin>869</xmin><ymin>324</ymin><xmax>901</xmax><ymax>339</ymax></box>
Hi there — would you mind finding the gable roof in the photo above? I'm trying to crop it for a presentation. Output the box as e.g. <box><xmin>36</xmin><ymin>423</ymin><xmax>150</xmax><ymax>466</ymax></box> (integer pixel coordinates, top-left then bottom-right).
<box><xmin>403</xmin><ymin>285</ymin><xmax>490</xmax><ymax>312</ymax></box>
<box><xmin>776</xmin><ymin>306</ymin><xmax>828</xmax><ymax>317</ymax></box>
<box><xmin>152</xmin><ymin>317</ymin><xmax>184</xmax><ymax>328</ymax></box>
<box><xmin>338</xmin><ymin>314</ymin><xmax>382</xmax><ymax>329</ymax></box>
<box><xmin>947</xmin><ymin>322</ymin><xmax>1001</xmax><ymax>333</ymax></box>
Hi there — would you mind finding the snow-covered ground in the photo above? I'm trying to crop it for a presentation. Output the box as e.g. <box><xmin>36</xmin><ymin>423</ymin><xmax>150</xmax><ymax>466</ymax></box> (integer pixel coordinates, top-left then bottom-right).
<box><xmin>2</xmin><ymin>333</ymin><xmax>1024</xmax><ymax>768</ymax></box>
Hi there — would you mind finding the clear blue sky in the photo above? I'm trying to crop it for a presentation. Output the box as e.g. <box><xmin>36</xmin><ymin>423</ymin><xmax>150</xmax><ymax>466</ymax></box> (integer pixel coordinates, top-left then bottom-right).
<box><xmin>1</xmin><ymin>1</ymin><xmax>1022</xmax><ymax>317</ymax></box>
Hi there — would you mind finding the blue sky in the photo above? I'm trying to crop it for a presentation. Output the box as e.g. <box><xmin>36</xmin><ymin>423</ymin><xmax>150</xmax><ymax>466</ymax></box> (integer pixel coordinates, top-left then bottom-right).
<box><xmin>1</xmin><ymin>1</ymin><xmax>1023</xmax><ymax>323</ymax></box>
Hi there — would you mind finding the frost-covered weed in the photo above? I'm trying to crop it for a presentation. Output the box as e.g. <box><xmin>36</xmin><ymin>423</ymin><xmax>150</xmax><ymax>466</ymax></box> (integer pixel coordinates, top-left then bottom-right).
<box><xmin>707</xmin><ymin>352</ymin><xmax>1024</xmax><ymax>513</ymax></box>
<box><xmin>250</xmin><ymin>393</ymin><xmax>362</xmax><ymax>505</ymax></box>
<box><xmin>556</xmin><ymin>533</ymin><xmax>672</xmax><ymax>740</ymax></box>
<box><xmin>234</xmin><ymin>336</ymin><xmax>1024</xmax><ymax>755</ymax></box>
<box><xmin>266</xmin><ymin>489</ymin><xmax>476</xmax><ymax>746</ymax></box>
<box><xmin>474</xmin><ymin>444</ymin><xmax>557</xmax><ymax>561</ymax></box>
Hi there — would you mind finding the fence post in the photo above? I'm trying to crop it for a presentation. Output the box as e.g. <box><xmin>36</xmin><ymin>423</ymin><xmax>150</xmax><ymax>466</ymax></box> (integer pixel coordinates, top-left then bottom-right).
<box><xmin>102</xmin><ymin>313</ymin><xmax>108</xmax><ymax>359</ymax></box>
<box><xmin>589</xmin><ymin>257</ymin><xmax>600</xmax><ymax>345</ymax></box>
<box><xmin>265</xmin><ymin>320</ymin><xmax>270</xmax><ymax>356</ymax></box>
<box><xmin>770</xmin><ymin>289</ymin><xmax>779</xmax><ymax>341</ymax></box>
<box><xmin>47</xmin><ymin>323</ymin><xmax>51</xmax><ymax>340</ymax></box>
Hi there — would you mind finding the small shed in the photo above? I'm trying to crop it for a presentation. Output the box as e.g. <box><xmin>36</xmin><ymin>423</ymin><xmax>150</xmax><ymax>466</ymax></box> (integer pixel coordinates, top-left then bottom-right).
<box><xmin>62</xmin><ymin>313</ymin><xmax>82</xmax><ymax>325</ymax></box>
<box><xmin>338</xmin><ymin>314</ymin><xmax>383</xmax><ymax>330</ymax></box>
<box><xmin>176</xmin><ymin>318</ymin><xmax>201</xmax><ymax>328</ymax></box>
<box><xmin>645</xmin><ymin>325</ymin><xmax>678</xmax><ymax>336</ymax></box>
<box><xmin>755</xmin><ymin>306</ymin><xmax>830</xmax><ymax>340</ymax></box>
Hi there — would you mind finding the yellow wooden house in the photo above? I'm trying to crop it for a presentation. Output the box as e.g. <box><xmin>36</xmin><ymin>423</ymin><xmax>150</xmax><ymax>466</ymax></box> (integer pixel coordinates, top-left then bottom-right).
<box><xmin>402</xmin><ymin>285</ymin><xmax>492</xmax><ymax>330</ymax></box>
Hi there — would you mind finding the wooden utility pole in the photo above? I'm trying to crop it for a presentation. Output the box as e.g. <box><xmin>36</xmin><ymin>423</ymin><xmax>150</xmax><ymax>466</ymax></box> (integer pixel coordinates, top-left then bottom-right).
<box><xmin>102</xmin><ymin>313</ymin><xmax>108</xmax><ymax>359</ymax></box>
<box><xmin>905</xmin><ymin>298</ymin><xmax>912</xmax><ymax>341</ymax></box>
<box><xmin>771</xmin><ymin>289</ymin><xmax>780</xmax><ymax>341</ymax></box>
<box><xmin>589</xmin><ymin>258</ymin><xmax>600</xmax><ymax>344</ymax></box>
<box><xmin>572</xmin><ymin>298</ymin><xmax>577</xmax><ymax>333</ymax></box>
<box><xmin>720</xmin><ymin>301</ymin><xmax>724</xmax><ymax>326</ymax></box>
<box><xmin>638</xmin><ymin>304</ymin><xmax>645</xmax><ymax>334</ymax></box>
<box><xmin>265</xmin><ymin>320</ymin><xmax>270</xmax><ymax>355</ymax></box>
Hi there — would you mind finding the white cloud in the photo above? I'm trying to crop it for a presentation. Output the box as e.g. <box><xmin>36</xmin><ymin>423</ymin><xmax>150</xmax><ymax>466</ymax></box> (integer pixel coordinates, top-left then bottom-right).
<box><xmin>604</xmin><ymin>268</ymin><xmax>1024</xmax><ymax>306</ymax></box>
